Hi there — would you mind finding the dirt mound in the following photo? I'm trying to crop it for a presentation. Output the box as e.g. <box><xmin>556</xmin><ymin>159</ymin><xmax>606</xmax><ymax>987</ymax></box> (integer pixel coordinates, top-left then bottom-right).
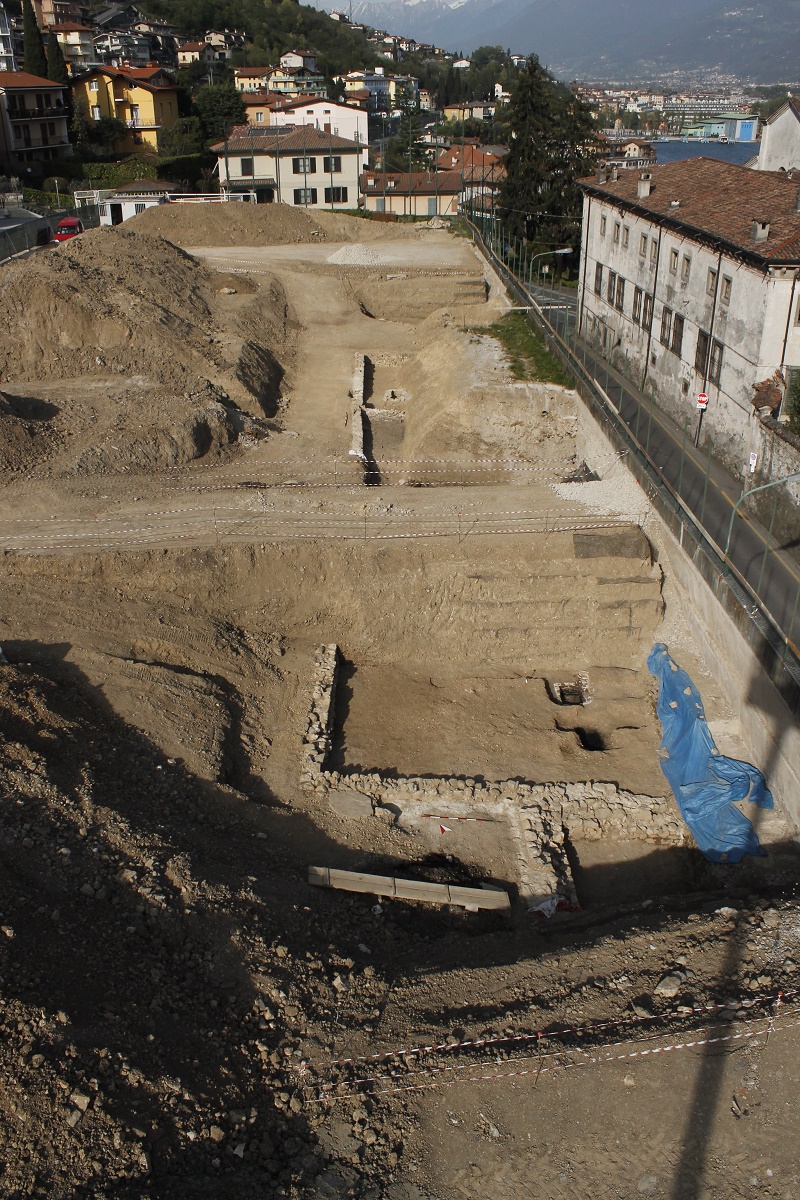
<box><xmin>132</xmin><ymin>201</ymin><xmax>428</xmax><ymax>247</ymax></box>
<box><xmin>0</xmin><ymin>226</ymin><xmax>295</xmax><ymax>478</ymax></box>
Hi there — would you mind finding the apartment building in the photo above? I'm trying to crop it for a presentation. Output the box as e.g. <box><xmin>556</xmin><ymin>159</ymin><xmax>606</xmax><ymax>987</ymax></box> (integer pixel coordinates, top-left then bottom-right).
<box><xmin>577</xmin><ymin>159</ymin><xmax>800</xmax><ymax>469</ymax></box>
<box><xmin>0</xmin><ymin>71</ymin><xmax>70</xmax><ymax>169</ymax></box>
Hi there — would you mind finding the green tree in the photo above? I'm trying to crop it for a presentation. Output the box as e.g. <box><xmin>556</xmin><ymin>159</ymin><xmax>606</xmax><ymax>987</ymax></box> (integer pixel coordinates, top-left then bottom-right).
<box><xmin>71</xmin><ymin>98</ymin><xmax>91</xmax><ymax>149</ymax></box>
<box><xmin>22</xmin><ymin>0</ymin><xmax>48</xmax><ymax>79</ymax></box>
<box><xmin>498</xmin><ymin>55</ymin><xmax>599</xmax><ymax>254</ymax></box>
<box><xmin>387</xmin><ymin>101</ymin><xmax>426</xmax><ymax>170</ymax></box>
<box><xmin>89</xmin><ymin>116</ymin><xmax>130</xmax><ymax>153</ymax></box>
<box><xmin>192</xmin><ymin>83</ymin><xmax>247</xmax><ymax>142</ymax></box>
<box><xmin>158</xmin><ymin>116</ymin><xmax>204</xmax><ymax>156</ymax></box>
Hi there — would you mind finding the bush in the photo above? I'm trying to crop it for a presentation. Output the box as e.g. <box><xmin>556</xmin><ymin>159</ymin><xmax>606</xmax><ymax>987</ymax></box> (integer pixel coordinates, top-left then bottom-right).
<box><xmin>156</xmin><ymin>152</ymin><xmax>213</xmax><ymax>188</ymax></box>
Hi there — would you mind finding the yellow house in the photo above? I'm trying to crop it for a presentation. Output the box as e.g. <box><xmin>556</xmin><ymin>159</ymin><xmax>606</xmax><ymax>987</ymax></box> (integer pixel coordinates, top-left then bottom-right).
<box><xmin>72</xmin><ymin>66</ymin><xmax>179</xmax><ymax>152</ymax></box>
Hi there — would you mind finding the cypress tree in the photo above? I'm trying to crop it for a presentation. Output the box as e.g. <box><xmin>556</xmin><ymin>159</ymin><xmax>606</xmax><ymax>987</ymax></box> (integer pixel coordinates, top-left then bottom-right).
<box><xmin>22</xmin><ymin>0</ymin><xmax>48</xmax><ymax>80</ymax></box>
<box><xmin>46</xmin><ymin>30</ymin><xmax>69</xmax><ymax>87</ymax></box>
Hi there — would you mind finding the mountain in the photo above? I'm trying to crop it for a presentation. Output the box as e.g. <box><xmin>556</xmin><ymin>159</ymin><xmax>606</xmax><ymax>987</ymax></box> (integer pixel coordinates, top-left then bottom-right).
<box><xmin>313</xmin><ymin>0</ymin><xmax>800</xmax><ymax>81</ymax></box>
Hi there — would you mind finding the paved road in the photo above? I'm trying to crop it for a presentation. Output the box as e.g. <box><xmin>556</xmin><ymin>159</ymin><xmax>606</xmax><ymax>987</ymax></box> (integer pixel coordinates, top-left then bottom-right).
<box><xmin>524</xmin><ymin>282</ymin><xmax>800</xmax><ymax>649</ymax></box>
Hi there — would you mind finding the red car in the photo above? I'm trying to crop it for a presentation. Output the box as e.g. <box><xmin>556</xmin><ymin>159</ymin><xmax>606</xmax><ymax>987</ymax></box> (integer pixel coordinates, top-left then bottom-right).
<box><xmin>53</xmin><ymin>217</ymin><xmax>84</xmax><ymax>242</ymax></box>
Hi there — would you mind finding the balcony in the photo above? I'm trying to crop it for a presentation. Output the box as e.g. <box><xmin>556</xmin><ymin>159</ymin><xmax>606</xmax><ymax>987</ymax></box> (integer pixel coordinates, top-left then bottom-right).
<box><xmin>9</xmin><ymin>105</ymin><xmax>67</xmax><ymax>120</ymax></box>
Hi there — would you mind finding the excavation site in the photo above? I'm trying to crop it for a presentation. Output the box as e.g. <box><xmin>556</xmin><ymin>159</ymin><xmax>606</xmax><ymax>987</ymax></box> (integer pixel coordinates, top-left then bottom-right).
<box><xmin>0</xmin><ymin>205</ymin><xmax>798</xmax><ymax>1200</ymax></box>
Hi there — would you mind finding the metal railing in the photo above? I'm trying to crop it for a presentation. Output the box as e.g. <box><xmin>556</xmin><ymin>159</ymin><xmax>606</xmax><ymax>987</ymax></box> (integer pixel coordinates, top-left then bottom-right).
<box><xmin>465</xmin><ymin>212</ymin><xmax>800</xmax><ymax>716</ymax></box>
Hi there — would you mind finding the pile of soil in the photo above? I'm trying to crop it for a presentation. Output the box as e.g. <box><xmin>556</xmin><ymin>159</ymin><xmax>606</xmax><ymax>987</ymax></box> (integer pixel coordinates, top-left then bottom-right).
<box><xmin>132</xmin><ymin>203</ymin><xmax>428</xmax><ymax>248</ymax></box>
<box><xmin>0</xmin><ymin>227</ymin><xmax>295</xmax><ymax>479</ymax></box>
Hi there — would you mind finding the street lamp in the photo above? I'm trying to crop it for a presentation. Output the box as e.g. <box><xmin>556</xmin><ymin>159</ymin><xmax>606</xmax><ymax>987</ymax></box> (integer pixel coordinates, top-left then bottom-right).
<box><xmin>527</xmin><ymin>246</ymin><xmax>572</xmax><ymax>290</ymax></box>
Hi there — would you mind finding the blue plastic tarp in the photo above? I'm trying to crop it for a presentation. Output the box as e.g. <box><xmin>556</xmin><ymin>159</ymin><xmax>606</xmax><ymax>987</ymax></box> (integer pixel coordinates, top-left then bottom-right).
<box><xmin>647</xmin><ymin>643</ymin><xmax>773</xmax><ymax>863</ymax></box>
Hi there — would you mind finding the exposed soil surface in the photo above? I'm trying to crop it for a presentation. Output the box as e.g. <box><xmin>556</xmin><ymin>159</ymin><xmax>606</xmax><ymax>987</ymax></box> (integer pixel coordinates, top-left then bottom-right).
<box><xmin>0</xmin><ymin>208</ymin><xmax>798</xmax><ymax>1200</ymax></box>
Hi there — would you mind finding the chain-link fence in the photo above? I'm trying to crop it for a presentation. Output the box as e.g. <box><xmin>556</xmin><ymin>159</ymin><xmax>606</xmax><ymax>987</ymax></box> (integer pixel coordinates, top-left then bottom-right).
<box><xmin>465</xmin><ymin>210</ymin><xmax>800</xmax><ymax>718</ymax></box>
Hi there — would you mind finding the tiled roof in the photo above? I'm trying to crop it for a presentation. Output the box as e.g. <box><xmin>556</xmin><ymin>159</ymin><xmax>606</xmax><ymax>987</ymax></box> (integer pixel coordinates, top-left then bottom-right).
<box><xmin>51</xmin><ymin>21</ymin><xmax>93</xmax><ymax>31</ymax></box>
<box><xmin>580</xmin><ymin>158</ymin><xmax>800</xmax><ymax>263</ymax></box>
<box><xmin>0</xmin><ymin>71</ymin><xmax>64</xmax><ymax>89</ymax></box>
<box><xmin>178</xmin><ymin>40</ymin><xmax>207</xmax><ymax>52</ymax></box>
<box><xmin>210</xmin><ymin>125</ymin><xmax>361</xmax><ymax>153</ymax></box>
<box><xmin>360</xmin><ymin>170</ymin><xmax>463</xmax><ymax>195</ymax></box>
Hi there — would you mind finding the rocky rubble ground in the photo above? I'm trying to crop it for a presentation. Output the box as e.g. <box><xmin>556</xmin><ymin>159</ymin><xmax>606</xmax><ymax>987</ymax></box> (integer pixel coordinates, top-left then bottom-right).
<box><xmin>1</xmin><ymin>651</ymin><xmax>799</xmax><ymax>1199</ymax></box>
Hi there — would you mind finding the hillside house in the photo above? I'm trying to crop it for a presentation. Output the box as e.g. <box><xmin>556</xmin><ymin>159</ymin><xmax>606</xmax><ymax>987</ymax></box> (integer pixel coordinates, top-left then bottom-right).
<box><xmin>577</xmin><ymin>159</ymin><xmax>800</xmax><ymax>468</ymax></box>
<box><xmin>234</xmin><ymin>66</ymin><xmax>272</xmax><ymax>92</ymax></box>
<box><xmin>50</xmin><ymin>22</ymin><xmax>94</xmax><ymax>73</ymax></box>
<box><xmin>177</xmin><ymin>41</ymin><xmax>215</xmax><ymax>67</ymax></box>
<box><xmin>73</xmin><ymin>65</ymin><xmax>179</xmax><ymax>152</ymax></box>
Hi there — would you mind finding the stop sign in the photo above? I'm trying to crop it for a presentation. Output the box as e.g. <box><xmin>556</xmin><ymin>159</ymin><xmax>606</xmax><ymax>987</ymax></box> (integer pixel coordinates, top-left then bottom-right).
<box><xmin>697</xmin><ymin>392</ymin><xmax>709</xmax><ymax>410</ymax></box>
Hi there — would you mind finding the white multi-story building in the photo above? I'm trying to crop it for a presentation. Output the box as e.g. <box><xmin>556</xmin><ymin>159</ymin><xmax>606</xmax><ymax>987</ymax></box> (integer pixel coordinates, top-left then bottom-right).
<box><xmin>577</xmin><ymin>159</ymin><xmax>800</xmax><ymax>470</ymax></box>
<box><xmin>0</xmin><ymin>2</ymin><xmax>17</xmax><ymax>72</ymax></box>
<box><xmin>212</xmin><ymin>124</ymin><xmax>362</xmax><ymax>209</ymax></box>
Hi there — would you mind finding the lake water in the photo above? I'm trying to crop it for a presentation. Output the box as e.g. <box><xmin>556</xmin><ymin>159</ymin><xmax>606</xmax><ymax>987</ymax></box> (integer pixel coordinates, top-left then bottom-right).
<box><xmin>654</xmin><ymin>141</ymin><xmax>756</xmax><ymax>166</ymax></box>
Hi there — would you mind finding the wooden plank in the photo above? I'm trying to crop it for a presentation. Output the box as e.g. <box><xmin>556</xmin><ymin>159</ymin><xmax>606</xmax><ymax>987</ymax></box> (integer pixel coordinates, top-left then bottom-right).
<box><xmin>308</xmin><ymin>866</ymin><xmax>510</xmax><ymax>910</ymax></box>
<box><xmin>450</xmin><ymin>884</ymin><xmax>510</xmax><ymax>911</ymax></box>
<box><xmin>394</xmin><ymin>878</ymin><xmax>450</xmax><ymax>904</ymax></box>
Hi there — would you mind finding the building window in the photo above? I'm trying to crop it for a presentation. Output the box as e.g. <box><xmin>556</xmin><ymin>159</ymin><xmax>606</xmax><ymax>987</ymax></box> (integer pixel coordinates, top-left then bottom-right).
<box><xmin>622</xmin><ymin>225</ymin><xmax>629</xmax><ymax>248</ymax></box>
<box><xmin>650</xmin><ymin>239</ymin><xmax>657</xmax><ymax>264</ymax></box>
<box><xmin>721</xmin><ymin>275</ymin><xmax>732</xmax><ymax>304</ymax></box>
<box><xmin>695</xmin><ymin>329</ymin><xmax>709</xmax><ymax>373</ymax></box>
<box><xmin>91</xmin><ymin>105</ymin><xmax>101</xmax><ymax>120</ymax></box>
<box><xmin>633</xmin><ymin>286</ymin><xmax>643</xmax><ymax>324</ymax></box>
<box><xmin>613</xmin><ymin>222</ymin><xmax>620</xmax><ymax>244</ymax></box>
<box><xmin>594</xmin><ymin>262</ymin><xmax>603</xmax><ymax>295</ymax></box>
<box><xmin>615</xmin><ymin>275</ymin><xmax>625</xmax><ymax>312</ymax></box>
<box><xmin>660</xmin><ymin>306</ymin><xmax>672</xmax><ymax>346</ymax></box>
<box><xmin>134</xmin><ymin>202</ymin><xmax>146</xmax><ymax>214</ymax></box>
<box><xmin>293</xmin><ymin>187</ymin><xmax>317</xmax><ymax>204</ymax></box>
<box><xmin>707</xmin><ymin>267</ymin><xmax>717</xmax><ymax>295</ymax></box>
<box><xmin>669</xmin><ymin>248</ymin><xmax>678</xmax><ymax>275</ymax></box>
<box><xmin>639</xmin><ymin>232</ymin><xmax>647</xmax><ymax>256</ymax></box>
<box><xmin>255</xmin><ymin>111</ymin><xmax>264</xmax><ymax>122</ymax></box>
<box><xmin>681</xmin><ymin>255</ymin><xmax>691</xmax><ymax>282</ymax></box>
<box><xmin>240</xmin><ymin>157</ymin><xmax>253</xmax><ymax>176</ymax></box>
<box><xmin>323</xmin><ymin>155</ymin><xmax>342</xmax><ymax>173</ymax></box>
<box><xmin>709</xmin><ymin>339</ymin><xmax>723</xmax><ymax>383</ymax></box>
<box><xmin>607</xmin><ymin>269</ymin><xmax>616</xmax><ymax>305</ymax></box>
<box><xmin>600</xmin><ymin>215</ymin><xmax>607</xmax><ymax>237</ymax></box>
<box><xmin>643</xmin><ymin>293</ymin><xmax>653</xmax><ymax>330</ymax></box>
<box><xmin>89</xmin><ymin>79</ymin><xmax>99</xmax><ymax>92</ymax></box>
<box><xmin>671</xmin><ymin>313</ymin><xmax>684</xmax><ymax>356</ymax></box>
<box><xmin>324</xmin><ymin>186</ymin><xmax>348</xmax><ymax>203</ymax></box>
<box><xmin>292</xmin><ymin>156</ymin><xmax>316</xmax><ymax>174</ymax></box>
<box><xmin>98</xmin><ymin>203</ymin><xmax>107</xmax><ymax>216</ymax></box>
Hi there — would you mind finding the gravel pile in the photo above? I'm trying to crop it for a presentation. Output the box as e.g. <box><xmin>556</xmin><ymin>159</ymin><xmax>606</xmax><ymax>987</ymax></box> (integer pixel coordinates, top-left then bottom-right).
<box><xmin>551</xmin><ymin>471</ymin><xmax>651</xmax><ymax>524</ymax></box>
<box><xmin>326</xmin><ymin>244</ymin><xmax>390</xmax><ymax>267</ymax></box>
